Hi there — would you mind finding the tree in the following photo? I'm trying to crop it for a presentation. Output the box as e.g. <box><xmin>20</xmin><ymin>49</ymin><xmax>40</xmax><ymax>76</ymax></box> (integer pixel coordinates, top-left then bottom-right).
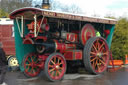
<box><xmin>58</xmin><ymin>4</ymin><xmax>82</xmax><ymax>14</ymax></box>
<box><xmin>0</xmin><ymin>9</ymin><xmax>9</xmax><ymax>18</ymax></box>
<box><xmin>111</xmin><ymin>18</ymin><xmax>128</xmax><ymax>61</ymax></box>
<box><xmin>0</xmin><ymin>0</ymin><xmax>33</xmax><ymax>13</ymax></box>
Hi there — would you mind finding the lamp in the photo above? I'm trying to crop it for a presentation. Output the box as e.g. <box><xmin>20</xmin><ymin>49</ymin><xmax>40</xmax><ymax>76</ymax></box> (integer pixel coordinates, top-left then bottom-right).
<box><xmin>42</xmin><ymin>0</ymin><xmax>50</xmax><ymax>9</ymax></box>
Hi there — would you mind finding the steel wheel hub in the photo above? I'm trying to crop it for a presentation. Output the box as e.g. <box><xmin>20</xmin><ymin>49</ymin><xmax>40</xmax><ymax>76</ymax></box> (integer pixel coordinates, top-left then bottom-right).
<box><xmin>55</xmin><ymin>65</ymin><xmax>60</xmax><ymax>69</ymax></box>
<box><xmin>97</xmin><ymin>52</ymin><xmax>102</xmax><ymax>58</ymax></box>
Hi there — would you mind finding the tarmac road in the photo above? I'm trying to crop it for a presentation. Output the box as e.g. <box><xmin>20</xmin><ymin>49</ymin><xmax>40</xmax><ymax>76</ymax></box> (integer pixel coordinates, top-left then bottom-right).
<box><xmin>4</xmin><ymin>66</ymin><xmax>128</xmax><ymax>85</ymax></box>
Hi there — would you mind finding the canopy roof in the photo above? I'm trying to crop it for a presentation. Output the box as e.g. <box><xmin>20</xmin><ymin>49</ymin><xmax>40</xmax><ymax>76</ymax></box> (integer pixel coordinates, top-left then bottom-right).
<box><xmin>10</xmin><ymin>7</ymin><xmax>117</xmax><ymax>24</ymax></box>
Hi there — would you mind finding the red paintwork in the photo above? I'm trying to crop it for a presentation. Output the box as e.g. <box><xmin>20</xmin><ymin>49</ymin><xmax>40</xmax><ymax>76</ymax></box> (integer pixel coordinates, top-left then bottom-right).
<box><xmin>80</xmin><ymin>24</ymin><xmax>96</xmax><ymax>45</ymax></box>
<box><xmin>104</xmin><ymin>29</ymin><xmax>110</xmax><ymax>36</ymax></box>
<box><xmin>54</xmin><ymin>40</ymin><xmax>76</xmax><ymax>53</ymax></box>
<box><xmin>25</xmin><ymin>33</ymin><xmax>34</xmax><ymax>38</ymax></box>
<box><xmin>66</xmin><ymin>33</ymin><xmax>78</xmax><ymax>42</ymax></box>
<box><xmin>23</xmin><ymin>38</ymin><xmax>34</xmax><ymax>44</ymax></box>
<box><xmin>64</xmin><ymin>50</ymin><xmax>82</xmax><ymax>60</ymax></box>
<box><xmin>27</xmin><ymin>18</ymin><xmax>49</xmax><ymax>33</ymax></box>
<box><xmin>104</xmin><ymin>29</ymin><xmax>110</xmax><ymax>39</ymax></box>
<box><xmin>0</xmin><ymin>25</ymin><xmax>15</xmax><ymax>55</ymax></box>
<box><xmin>35</xmin><ymin>36</ymin><xmax>47</xmax><ymax>42</ymax></box>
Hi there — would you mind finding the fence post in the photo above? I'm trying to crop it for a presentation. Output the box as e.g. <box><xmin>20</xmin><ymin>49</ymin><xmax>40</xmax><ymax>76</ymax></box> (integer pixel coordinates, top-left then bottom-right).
<box><xmin>125</xmin><ymin>54</ymin><xmax>128</xmax><ymax>65</ymax></box>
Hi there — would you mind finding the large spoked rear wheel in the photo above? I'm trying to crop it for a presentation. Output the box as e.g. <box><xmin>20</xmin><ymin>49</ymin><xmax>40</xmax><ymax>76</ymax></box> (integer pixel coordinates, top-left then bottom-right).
<box><xmin>83</xmin><ymin>37</ymin><xmax>109</xmax><ymax>74</ymax></box>
<box><xmin>22</xmin><ymin>53</ymin><xmax>41</xmax><ymax>77</ymax></box>
<box><xmin>44</xmin><ymin>53</ymin><xmax>66</xmax><ymax>81</ymax></box>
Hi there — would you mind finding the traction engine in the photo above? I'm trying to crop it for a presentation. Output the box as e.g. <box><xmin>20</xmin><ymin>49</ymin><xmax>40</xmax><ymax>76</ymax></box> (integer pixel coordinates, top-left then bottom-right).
<box><xmin>22</xmin><ymin>17</ymin><xmax>110</xmax><ymax>81</ymax></box>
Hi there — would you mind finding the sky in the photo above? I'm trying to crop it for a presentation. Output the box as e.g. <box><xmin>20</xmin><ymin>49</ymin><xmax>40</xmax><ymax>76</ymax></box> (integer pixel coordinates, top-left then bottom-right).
<box><xmin>35</xmin><ymin>0</ymin><xmax>128</xmax><ymax>18</ymax></box>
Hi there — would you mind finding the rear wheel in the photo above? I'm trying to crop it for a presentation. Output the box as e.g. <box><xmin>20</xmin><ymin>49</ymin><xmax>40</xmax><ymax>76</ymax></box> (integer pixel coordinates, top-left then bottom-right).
<box><xmin>22</xmin><ymin>53</ymin><xmax>41</xmax><ymax>77</ymax></box>
<box><xmin>83</xmin><ymin>37</ymin><xmax>109</xmax><ymax>74</ymax></box>
<box><xmin>44</xmin><ymin>53</ymin><xmax>66</xmax><ymax>81</ymax></box>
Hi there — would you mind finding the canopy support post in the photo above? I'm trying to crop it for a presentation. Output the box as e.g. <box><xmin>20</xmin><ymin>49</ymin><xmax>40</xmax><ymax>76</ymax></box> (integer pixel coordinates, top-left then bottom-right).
<box><xmin>21</xmin><ymin>16</ymin><xmax>24</xmax><ymax>37</ymax></box>
<box><xmin>16</xmin><ymin>16</ymin><xmax>24</xmax><ymax>37</ymax></box>
<box><xmin>34</xmin><ymin>14</ymin><xmax>37</xmax><ymax>37</ymax></box>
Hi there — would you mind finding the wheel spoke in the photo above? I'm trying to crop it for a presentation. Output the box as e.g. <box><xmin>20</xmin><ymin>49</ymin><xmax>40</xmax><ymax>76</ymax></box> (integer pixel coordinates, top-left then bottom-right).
<box><xmin>34</xmin><ymin>59</ymin><xmax>38</xmax><ymax>64</ymax></box>
<box><xmin>55</xmin><ymin>71</ymin><xmax>58</xmax><ymax>77</ymax></box>
<box><xmin>97</xmin><ymin>64</ymin><xmax>101</xmax><ymax>72</ymax></box>
<box><xmin>27</xmin><ymin>59</ymin><xmax>31</xmax><ymax>63</ymax></box>
<box><xmin>100</xmin><ymin>46</ymin><xmax>105</xmax><ymax>52</ymax></box>
<box><xmin>25</xmin><ymin>65</ymin><xmax>30</xmax><ymax>72</ymax></box>
<box><xmin>33</xmin><ymin>68</ymin><xmax>36</xmax><ymax>74</ymax></box>
<box><xmin>58</xmin><ymin>62</ymin><xmax>62</xmax><ymax>65</ymax></box>
<box><xmin>57</xmin><ymin>70</ymin><xmax>61</xmax><ymax>76</ymax></box>
<box><xmin>30</xmin><ymin>56</ymin><xmax>33</xmax><ymax>62</ymax></box>
<box><xmin>49</xmin><ymin>68</ymin><xmax>55</xmax><ymax>72</ymax></box>
<box><xmin>49</xmin><ymin>65</ymin><xmax>54</xmax><ymax>68</ymax></box>
<box><xmin>33</xmin><ymin>56</ymin><xmax>38</xmax><ymax>62</ymax></box>
<box><xmin>99</xmin><ymin>42</ymin><xmax>105</xmax><ymax>51</ymax></box>
<box><xmin>59</xmin><ymin>67</ymin><xmax>63</xmax><ymax>70</ymax></box>
<box><xmin>91</xmin><ymin>57</ymin><xmax>97</xmax><ymax>62</ymax></box>
<box><xmin>90</xmin><ymin>56</ymin><xmax>95</xmax><ymax>58</ymax></box>
<box><xmin>94</xmin><ymin>59</ymin><xmax>98</xmax><ymax>67</ymax></box>
<box><xmin>92</xmin><ymin>44</ymin><xmax>98</xmax><ymax>52</ymax></box>
<box><xmin>54</xmin><ymin>56</ymin><xmax>56</xmax><ymax>63</ymax></box>
<box><xmin>90</xmin><ymin>52</ymin><xmax>97</xmax><ymax>55</ymax></box>
<box><xmin>30</xmin><ymin>67</ymin><xmax>34</xmax><ymax>73</ymax></box>
<box><xmin>57</xmin><ymin>58</ymin><xmax>60</xmax><ymax>64</ymax></box>
<box><xmin>95</xmin><ymin>39</ymin><xmax>98</xmax><ymax>48</ymax></box>
<box><xmin>25</xmin><ymin>64</ymin><xmax>31</xmax><ymax>66</ymax></box>
<box><xmin>96</xmin><ymin>39</ymin><xmax>100</xmax><ymax>51</ymax></box>
<box><xmin>99</xmin><ymin>59</ymin><xmax>106</xmax><ymax>66</ymax></box>
<box><xmin>92</xmin><ymin>60</ymin><xmax>95</xmax><ymax>69</ymax></box>
<box><xmin>50</xmin><ymin>71</ymin><xmax>55</xmax><ymax>77</ymax></box>
<box><xmin>51</xmin><ymin>60</ymin><xmax>55</xmax><ymax>65</ymax></box>
<box><xmin>102</xmin><ymin>51</ymin><xmax>109</xmax><ymax>56</ymax></box>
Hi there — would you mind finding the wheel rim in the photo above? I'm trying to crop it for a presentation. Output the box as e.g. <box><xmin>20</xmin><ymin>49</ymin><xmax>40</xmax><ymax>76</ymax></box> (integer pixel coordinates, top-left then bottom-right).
<box><xmin>24</xmin><ymin>53</ymin><xmax>41</xmax><ymax>77</ymax></box>
<box><xmin>90</xmin><ymin>38</ymin><xmax>109</xmax><ymax>73</ymax></box>
<box><xmin>47</xmin><ymin>54</ymin><xmax>66</xmax><ymax>80</ymax></box>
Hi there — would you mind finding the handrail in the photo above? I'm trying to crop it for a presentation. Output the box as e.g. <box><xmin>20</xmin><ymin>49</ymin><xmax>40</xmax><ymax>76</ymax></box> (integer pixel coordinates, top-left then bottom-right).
<box><xmin>16</xmin><ymin>16</ymin><xmax>24</xmax><ymax>37</ymax></box>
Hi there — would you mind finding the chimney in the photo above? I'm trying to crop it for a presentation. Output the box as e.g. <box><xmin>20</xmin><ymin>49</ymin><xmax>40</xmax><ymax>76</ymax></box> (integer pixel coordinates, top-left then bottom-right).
<box><xmin>42</xmin><ymin>0</ymin><xmax>50</xmax><ymax>9</ymax></box>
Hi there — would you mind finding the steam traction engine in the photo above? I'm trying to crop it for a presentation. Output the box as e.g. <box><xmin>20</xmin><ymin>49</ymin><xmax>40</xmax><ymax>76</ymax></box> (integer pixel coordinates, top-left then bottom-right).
<box><xmin>10</xmin><ymin>7</ymin><xmax>117</xmax><ymax>81</ymax></box>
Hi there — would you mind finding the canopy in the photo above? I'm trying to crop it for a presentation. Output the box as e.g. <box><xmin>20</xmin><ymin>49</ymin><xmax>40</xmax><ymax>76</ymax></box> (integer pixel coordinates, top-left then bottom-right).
<box><xmin>10</xmin><ymin>7</ymin><xmax>117</xmax><ymax>24</ymax></box>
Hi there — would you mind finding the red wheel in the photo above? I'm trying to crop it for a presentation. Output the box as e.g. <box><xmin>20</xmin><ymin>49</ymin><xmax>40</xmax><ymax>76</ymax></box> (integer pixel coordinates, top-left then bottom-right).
<box><xmin>44</xmin><ymin>53</ymin><xmax>66</xmax><ymax>81</ymax></box>
<box><xmin>80</xmin><ymin>24</ymin><xmax>96</xmax><ymax>45</ymax></box>
<box><xmin>83</xmin><ymin>37</ymin><xmax>109</xmax><ymax>74</ymax></box>
<box><xmin>23</xmin><ymin>53</ymin><xmax>41</xmax><ymax>77</ymax></box>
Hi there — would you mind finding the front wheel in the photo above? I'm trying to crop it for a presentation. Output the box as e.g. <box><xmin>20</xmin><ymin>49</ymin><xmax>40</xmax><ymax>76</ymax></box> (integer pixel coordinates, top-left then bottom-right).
<box><xmin>44</xmin><ymin>53</ymin><xmax>66</xmax><ymax>81</ymax></box>
<box><xmin>22</xmin><ymin>53</ymin><xmax>42</xmax><ymax>77</ymax></box>
<box><xmin>83</xmin><ymin>37</ymin><xmax>110</xmax><ymax>74</ymax></box>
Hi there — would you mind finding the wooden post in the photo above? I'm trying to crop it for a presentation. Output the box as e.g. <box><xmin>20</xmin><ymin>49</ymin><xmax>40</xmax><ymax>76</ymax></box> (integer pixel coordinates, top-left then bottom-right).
<box><xmin>110</xmin><ymin>51</ymin><xmax>115</xmax><ymax>70</ymax></box>
<box><xmin>125</xmin><ymin>54</ymin><xmax>128</xmax><ymax>65</ymax></box>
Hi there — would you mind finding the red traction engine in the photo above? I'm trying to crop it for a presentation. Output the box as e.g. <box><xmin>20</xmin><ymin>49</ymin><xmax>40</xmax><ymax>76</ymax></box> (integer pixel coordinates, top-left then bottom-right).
<box><xmin>22</xmin><ymin>18</ymin><xmax>110</xmax><ymax>81</ymax></box>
